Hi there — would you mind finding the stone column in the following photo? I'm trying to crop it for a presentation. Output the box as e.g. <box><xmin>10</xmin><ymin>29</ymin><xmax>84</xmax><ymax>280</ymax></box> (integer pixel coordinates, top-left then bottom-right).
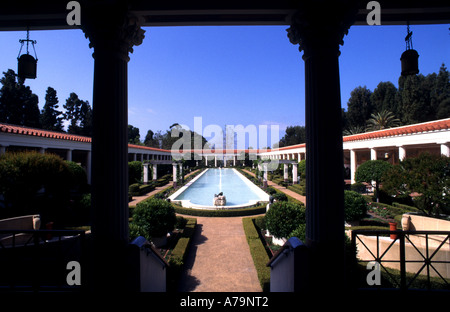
<box><xmin>152</xmin><ymin>164</ymin><xmax>157</xmax><ymax>181</ymax></box>
<box><xmin>350</xmin><ymin>149</ymin><xmax>357</xmax><ymax>184</ymax></box>
<box><xmin>40</xmin><ymin>147</ymin><xmax>46</xmax><ymax>154</ymax></box>
<box><xmin>292</xmin><ymin>163</ymin><xmax>298</xmax><ymax>184</ymax></box>
<box><xmin>263</xmin><ymin>163</ymin><xmax>268</xmax><ymax>188</ymax></box>
<box><xmin>172</xmin><ymin>163</ymin><xmax>178</xmax><ymax>187</ymax></box>
<box><xmin>214</xmin><ymin>156</ymin><xmax>217</xmax><ymax>167</ymax></box>
<box><xmin>179</xmin><ymin>163</ymin><xmax>184</xmax><ymax>183</ymax></box>
<box><xmin>66</xmin><ymin>149</ymin><xmax>73</xmax><ymax>162</ymax></box>
<box><xmin>86</xmin><ymin>150</ymin><xmax>92</xmax><ymax>185</ymax></box>
<box><xmin>143</xmin><ymin>163</ymin><xmax>149</xmax><ymax>184</ymax></box>
<box><xmin>82</xmin><ymin>4</ymin><xmax>145</xmax><ymax>291</ymax></box>
<box><xmin>370</xmin><ymin>148</ymin><xmax>377</xmax><ymax>160</ymax></box>
<box><xmin>398</xmin><ymin>145</ymin><xmax>406</xmax><ymax>161</ymax></box>
<box><xmin>441</xmin><ymin>143</ymin><xmax>450</xmax><ymax>157</ymax></box>
<box><xmin>287</xmin><ymin>1</ymin><xmax>356</xmax><ymax>290</ymax></box>
<box><xmin>284</xmin><ymin>163</ymin><xmax>289</xmax><ymax>182</ymax></box>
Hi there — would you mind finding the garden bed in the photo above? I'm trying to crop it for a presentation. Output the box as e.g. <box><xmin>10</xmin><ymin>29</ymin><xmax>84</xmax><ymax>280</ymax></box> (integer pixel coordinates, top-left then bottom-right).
<box><xmin>154</xmin><ymin>216</ymin><xmax>197</xmax><ymax>292</ymax></box>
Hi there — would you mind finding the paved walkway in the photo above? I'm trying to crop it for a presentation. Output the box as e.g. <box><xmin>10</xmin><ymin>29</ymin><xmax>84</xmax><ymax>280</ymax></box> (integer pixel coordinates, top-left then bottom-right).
<box><xmin>177</xmin><ymin>216</ymin><xmax>262</xmax><ymax>292</ymax></box>
<box><xmin>128</xmin><ymin>167</ymin><xmax>306</xmax><ymax>292</ymax></box>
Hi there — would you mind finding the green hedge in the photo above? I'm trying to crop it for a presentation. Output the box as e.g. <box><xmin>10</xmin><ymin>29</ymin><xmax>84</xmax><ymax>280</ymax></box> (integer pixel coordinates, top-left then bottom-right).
<box><xmin>288</xmin><ymin>184</ymin><xmax>306</xmax><ymax>196</ymax></box>
<box><xmin>242</xmin><ymin>217</ymin><xmax>271</xmax><ymax>292</ymax></box>
<box><xmin>174</xmin><ymin>205</ymin><xmax>266</xmax><ymax>217</ymax></box>
<box><xmin>129</xmin><ymin>183</ymin><xmax>155</xmax><ymax>196</ymax></box>
<box><xmin>167</xmin><ymin>217</ymin><xmax>197</xmax><ymax>292</ymax></box>
<box><xmin>170</xmin><ymin>218</ymin><xmax>197</xmax><ymax>262</ymax></box>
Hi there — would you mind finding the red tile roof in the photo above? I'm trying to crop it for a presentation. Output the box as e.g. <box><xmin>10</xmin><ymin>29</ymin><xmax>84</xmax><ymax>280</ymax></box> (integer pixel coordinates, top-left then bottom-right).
<box><xmin>343</xmin><ymin>118</ymin><xmax>450</xmax><ymax>143</ymax></box>
<box><xmin>269</xmin><ymin>118</ymin><xmax>450</xmax><ymax>151</ymax></box>
<box><xmin>0</xmin><ymin>123</ymin><xmax>169</xmax><ymax>152</ymax></box>
<box><xmin>2</xmin><ymin>118</ymin><xmax>449</xmax><ymax>152</ymax></box>
<box><xmin>0</xmin><ymin>123</ymin><xmax>92</xmax><ymax>142</ymax></box>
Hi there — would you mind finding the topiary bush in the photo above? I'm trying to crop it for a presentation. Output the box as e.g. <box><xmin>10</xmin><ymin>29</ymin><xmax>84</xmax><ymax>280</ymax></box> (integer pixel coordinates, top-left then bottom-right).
<box><xmin>0</xmin><ymin>151</ymin><xmax>72</xmax><ymax>221</ymax></box>
<box><xmin>350</xmin><ymin>182</ymin><xmax>367</xmax><ymax>194</ymax></box>
<box><xmin>131</xmin><ymin>198</ymin><xmax>176</xmax><ymax>239</ymax></box>
<box><xmin>272</xmin><ymin>192</ymin><xmax>288</xmax><ymax>202</ymax></box>
<box><xmin>344</xmin><ymin>190</ymin><xmax>368</xmax><ymax>222</ymax></box>
<box><xmin>265</xmin><ymin>201</ymin><xmax>306</xmax><ymax>239</ymax></box>
<box><xmin>288</xmin><ymin>223</ymin><xmax>306</xmax><ymax>242</ymax></box>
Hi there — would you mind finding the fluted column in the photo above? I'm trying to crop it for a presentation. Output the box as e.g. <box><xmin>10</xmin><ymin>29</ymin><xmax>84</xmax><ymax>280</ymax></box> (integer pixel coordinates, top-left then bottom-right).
<box><xmin>81</xmin><ymin>2</ymin><xmax>145</xmax><ymax>291</ymax></box>
<box><xmin>287</xmin><ymin>1</ymin><xmax>356</xmax><ymax>290</ymax></box>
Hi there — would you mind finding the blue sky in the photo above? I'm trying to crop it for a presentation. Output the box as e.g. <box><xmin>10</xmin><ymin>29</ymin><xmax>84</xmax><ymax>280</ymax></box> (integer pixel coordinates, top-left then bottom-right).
<box><xmin>0</xmin><ymin>23</ymin><xmax>449</xmax><ymax>147</ymax></box>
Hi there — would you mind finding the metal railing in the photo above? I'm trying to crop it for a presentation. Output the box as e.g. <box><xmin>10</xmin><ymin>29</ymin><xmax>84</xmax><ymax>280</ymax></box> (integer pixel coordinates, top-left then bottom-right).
<box><xmin>351</xmin><ymin>229</ymin><xmax>450</xmax><ymax>291</ymax></box>
<box><xmin>0</xmin><ymin>229</ymin><xmax>85</xmax><ymax>292</ymax></box>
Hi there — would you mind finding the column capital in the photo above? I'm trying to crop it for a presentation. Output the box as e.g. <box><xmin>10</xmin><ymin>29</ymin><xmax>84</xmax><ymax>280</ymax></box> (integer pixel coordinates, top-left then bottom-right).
<box><xmin>81</xmin><ymin>3</ymin><xmax>145</xmax><ymax>62</ymax></box>
<box><xmin>286</xmin><ymin>1</ymin><xmax>357</xmax><ymax>58</ymax></box>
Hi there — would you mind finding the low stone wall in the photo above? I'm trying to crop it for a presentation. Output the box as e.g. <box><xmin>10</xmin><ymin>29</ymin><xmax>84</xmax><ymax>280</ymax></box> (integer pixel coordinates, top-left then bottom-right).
<box><xmin>353</xmin><ymin>214</ymin><xmax>450</xmax><ymax>279</ymax></box>
<box><xmin>355</xmin><ymin>234</ymin><xmax>450</xmax><ymax>279</ymax></box>
<box><xmin>0</xmin><ymin>214</ymin><xmax>41</xmax><ymax>246</ymax></box>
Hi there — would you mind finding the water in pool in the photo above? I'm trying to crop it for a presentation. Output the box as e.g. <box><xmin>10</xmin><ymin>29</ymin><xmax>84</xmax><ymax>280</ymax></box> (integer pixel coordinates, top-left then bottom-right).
<box><xmin>171</xmin><ymin>168</ymin><xmax>269</xmax><ymax>208</ymax></box>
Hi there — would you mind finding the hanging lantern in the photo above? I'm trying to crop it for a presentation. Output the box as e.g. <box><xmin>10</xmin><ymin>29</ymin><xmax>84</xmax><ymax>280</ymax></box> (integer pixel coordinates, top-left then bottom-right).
<box><xmin>400</xmin><ymin>23</ymin><xmax>419</xmax><ymax>76</ymax></box>
<box><xmin>17</xmin><ymin>27</ymin><xmax>38</xmax><ymax>81</ymax></box>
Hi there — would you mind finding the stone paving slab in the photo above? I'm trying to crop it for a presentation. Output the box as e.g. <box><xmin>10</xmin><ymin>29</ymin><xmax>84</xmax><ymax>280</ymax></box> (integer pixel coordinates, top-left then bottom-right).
<box><xmin>177</xmin><ymin>216</ymin><xmax>262</xmax><ymax>292</ymax></box>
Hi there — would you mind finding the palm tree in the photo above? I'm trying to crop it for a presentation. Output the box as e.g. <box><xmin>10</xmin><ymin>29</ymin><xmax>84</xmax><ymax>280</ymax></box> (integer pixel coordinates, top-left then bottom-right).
<box><xmin>366</xmin><ymin>110</ymin><xmax>401</xmax><ymax>132</ymax></box>
<box><xmin>343</xmin><ymin>125</ymin><xmax>366</xmax><ymax>136</ymax></box>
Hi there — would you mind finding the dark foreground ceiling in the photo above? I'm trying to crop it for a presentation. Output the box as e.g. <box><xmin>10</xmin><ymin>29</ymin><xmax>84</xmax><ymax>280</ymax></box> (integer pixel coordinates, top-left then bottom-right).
<box><xmin>0</xmin><ymin>0</ymin><xmax>449</xmax><ymax>31</ymax></box>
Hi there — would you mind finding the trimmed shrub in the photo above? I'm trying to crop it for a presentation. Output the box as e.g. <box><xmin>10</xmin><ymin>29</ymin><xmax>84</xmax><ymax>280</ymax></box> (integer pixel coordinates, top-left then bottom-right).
<box><xmin>131</xmin><ymin>198</ymin><xmax>176</xmax><ymax>239</ymax></box>
<box><xmin>288</xmin><ymin>223</ymin><xmax>306</xmax><ymax>242</ymax></box>
<box><xmin>344</xmin><ymin>190</ymin><xmax>367</xmax><ymax>222</ymax></box>
<box><xmin>351</xmin><ymin>182</ymin><xmax>367</xmax><ymax>194</ymax></box>
<box><xmin>265</xmin><ymin>201</ymin><xmax>306</xmax><ymax>239</ymax></box>
<box><xmin>173</xmin><ymin>205</ymin><xmax>266</xmax><ymax>217</ymax></box>
<box><xmin>265</xmin><ymin>187</ymin><xmax>277</xmax><ymax>195</ymax></box>
<box><xmin>0</xmin><ymin>151</ymin><xmax>72</xmax><ymax>221</ymax></box>
<box><xmin>129</xmin><ymin>183</ymin><xmax>140</xmax><ymax>196</ymax></box>
<box><xmin>242</xmin><ymin>217</ymin><xmax>271</xmax><ymax>292</ymax></box>
<box><xmin>272</xmin><ymin>192</ymin><xmax>288</xmax><ymax>202</ymax></box>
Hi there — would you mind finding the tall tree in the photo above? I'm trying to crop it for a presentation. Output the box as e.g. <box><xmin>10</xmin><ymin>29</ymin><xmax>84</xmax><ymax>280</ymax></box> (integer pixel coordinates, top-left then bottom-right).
<box><xmin>0</xmin><ymin>69</ymin><xmax>40</xmax><ymax>128</ymax></box>
<box><xmin>346</xmin><ymin>86</ymin><xmax>373</xmax><ymax>130</ymax></box>
<box><xmin>144</xmin><ymin>129</ymin><xmax>156</xmax><ymax>147</ymax></box>
<box><xmin>398</xmin><ymin>74</ymin><xmax>434</xmax><ymax>125</ymax></box>
<box><xmin>63</xmin><ymin>92</ymin><xmax>91</xmax><ymax>135</ymax></box>
<box><xmin>79</xmin><ymin>100</ymin><xmax>92</xmax><ymax>136</ymax></box>
<box><xmin>277</xmin><ymin>125</ymin><xmax>306</xmax><ymax>148</ymax></box>
<box><xmin>40</xmin><ymin>87</ymin><xmax>64</xmax><ymax>131</ymax></box>
<box><xmin>128</xmin><ymin>124</ymin><xmax>141</xmax><ymax>144</ymax></box>
<box><xmin>371</xmin><ymin>82</ymin><xmax>399</xmax><ymax>118</ymax></box>
<box><xmin>434</xmin><ymin>64</ymin><xmax>450</xmax><ymax>119</ymax></box>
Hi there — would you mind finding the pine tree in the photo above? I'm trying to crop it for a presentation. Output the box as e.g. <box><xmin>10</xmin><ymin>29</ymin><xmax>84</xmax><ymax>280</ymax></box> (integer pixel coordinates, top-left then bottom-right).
<box><xmin>371</xmin><ymin>82</ymin><xmax>399</xmax><ymax>118</ymax></box>
<box><xmin>346</xmin><ymin>86</ymin><xmax>373</xmax><ymax>129</ymax></box>
<box><xmin>40</xmin><ymin>87</ymin><xmax>64</xmax><ymax>131</ymax></box>
<box><xmin>434</xmin><ymin>64</ymin><xmax>450</xmax><ymax>119</ymax></box>
<box><xmin>63</xmin><ymin>92</ymin><xmax>91</xmax><ymax>135</ymax></box>
<box><xmin>0</xmin><ymin>69</ymin><xmax>40</xmax><ymax>128</ymax></box>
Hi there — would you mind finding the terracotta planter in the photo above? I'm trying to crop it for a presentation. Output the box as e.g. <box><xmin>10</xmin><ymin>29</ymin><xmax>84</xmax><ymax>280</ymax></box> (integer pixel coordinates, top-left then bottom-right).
<box><xmin>389</xmin><ymin>222</ymin><xmax>398</xmax><ymax>240</ymax></box>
